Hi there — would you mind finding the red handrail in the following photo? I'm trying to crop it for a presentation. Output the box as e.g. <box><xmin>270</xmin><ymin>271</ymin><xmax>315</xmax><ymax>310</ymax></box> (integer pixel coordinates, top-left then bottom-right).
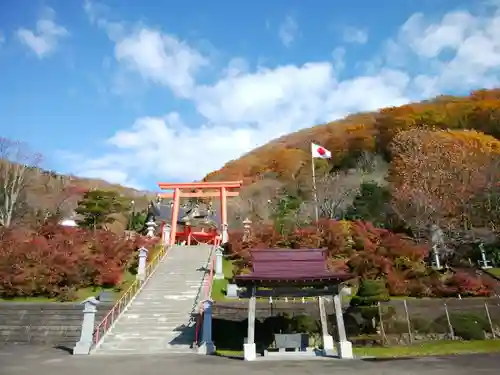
<box><xmin>92</xmin><ymin>243</ymin><xmax>170</xmax><ymax>348</ymax></box>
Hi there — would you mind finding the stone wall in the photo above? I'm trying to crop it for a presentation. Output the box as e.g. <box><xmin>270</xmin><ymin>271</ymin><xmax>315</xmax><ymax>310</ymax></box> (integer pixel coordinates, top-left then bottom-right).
<box><xmin>213</xmin><ymin>297</ymin><xmax>500</xmax><ymax>322</ymax></box>
<box><xmin>0</xmin><ymin>302</ymin><xmax>113</xmax><ymax>348</ymax></box>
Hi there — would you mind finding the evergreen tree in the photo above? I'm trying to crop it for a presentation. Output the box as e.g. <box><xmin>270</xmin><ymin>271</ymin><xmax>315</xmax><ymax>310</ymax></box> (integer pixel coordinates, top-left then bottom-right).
<box><xmin>345</xmin><ymin>182</ymin><xmax>391</xmax><ymax>227</ymax></box>
<box><xmin>75</xmin><ymin>190</ymin><xmax>129</xmax><ymax>230</ymax></box>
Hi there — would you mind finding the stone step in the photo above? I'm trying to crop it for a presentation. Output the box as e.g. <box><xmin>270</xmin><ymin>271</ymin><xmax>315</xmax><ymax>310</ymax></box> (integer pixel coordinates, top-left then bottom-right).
<box><xmin>94</xmin><ymin>346</ymin><xmax>195</xmax><ymax>354</ymax></box>
<box><xmin>124</xmin><ymin>306</ymin><xmax>196</xmax><ymax>312</ymax></box>
<box><xmin>104</xmin><ymin>331</ymin><xmax>194</xmax><ymax>344</ymax></box>
<box><xmin>94</xmin><ymin>244</ymin><xmax>212</xmax><ymax>355</ymax></box>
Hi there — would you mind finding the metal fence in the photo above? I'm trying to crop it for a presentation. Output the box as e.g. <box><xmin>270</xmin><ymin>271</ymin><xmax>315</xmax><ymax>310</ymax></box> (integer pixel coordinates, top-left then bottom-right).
<box><xmin>346</xmin><ymin>297</ymin><xmax>500</xmax><ymax>346</ymax></box>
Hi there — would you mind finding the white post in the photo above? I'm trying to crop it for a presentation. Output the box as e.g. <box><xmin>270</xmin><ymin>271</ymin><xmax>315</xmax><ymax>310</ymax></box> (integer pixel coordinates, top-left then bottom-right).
<box><xmin>73</xmin><ymin>296</ymin><xmax>100</xmax><ymax>355</ymax></box>
<box><xmin>244</xmin><ymin>286</ymin><xmax>257</xmax><ymax>361</ymax></box>
<box><xmin>333</xmin><ymin>288</ymin><xmax>353</xmax><ymax>359</ymax></box>
<box><xmin>137</xmin><ymin>247</ymin><xmax>148</xmax><ymax>282</ymax></box>
<box><xmin>163</xmin><ymin>224</ymin><xmax>171</xmax><ymax>246</ymax></box>
<box><xmin>214</xmin><ymin>247</ymin><xmax>224</xmax><ymax>280</ymax></box>
<box><xmin>221</xmin><ymin>223</ymin><xmax>229</xmax><ymax>244</ymax></box>
<box><xmin>479</xmin><ymin>244</ymin><xmax>492</xmax><ymax>269</ymax></box>
<box><xmin>198</xmin><ymin>300</ymin><xmax>216</xmax><ymax>354</ymax></box>
<box><xmin>311</xmin><ymin>155</ymin><xmax>319</xmax><ymax>223</ymax></box>
<box><xmin>318</xmin><ymin>296</ymin><xmax>335</xmax><ymax>353</ymax></box>
<box><xmin>432</xmin><ymin>244</ymin><xmax>441</xmax><ymax>270</ymax></box>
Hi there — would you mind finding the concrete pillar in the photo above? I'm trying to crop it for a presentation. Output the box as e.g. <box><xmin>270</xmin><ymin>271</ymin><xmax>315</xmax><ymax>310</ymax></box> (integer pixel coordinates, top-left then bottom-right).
<box><xmin>198</xmin><ymin>300</ymin><xmax>216</xmax><ymax>354</ymax></box>
<box><xmin>244</xmin><ymin>286</ymin><xmax>257</xmax><ymax>361</ymax></box>
<box><xmin>333</xmin><ymin>289</ymin><xmax>353</xmax><ymax>359</ymax></box>
<box><xmin>318</xmin><ymin>296</ymin><xmax>335</xmax><ymax>353</ymax></box>
<box><xmin>214</xmin><ymin>246</ymin><xmax>224</xmax><ymax>280</ymax></box>
<box><xmin>73</xmin><ymin>297</ymin><xmax>100</xmax><ymax>355</ymax></box>
<box><xmin>137</xmin><ymin>247</ymin><xmax>148</xmax><ymax>282</ymax></box>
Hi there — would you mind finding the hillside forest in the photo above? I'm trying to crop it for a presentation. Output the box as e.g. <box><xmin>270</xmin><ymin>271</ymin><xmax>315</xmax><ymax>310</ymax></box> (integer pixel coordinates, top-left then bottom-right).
<box><xmin>208</xmin><ymin>89</ymin><xmax>500</xmax><ymax>298</ymax></box>
<box><xmin>0</xmin><ymin>138</ymin><xmax>155</xmax><ymax>299</ymax></box>
<box><xmin>2</xmin><ymin>89</ymin><xmax>500</xmax><ymax>300</ymax></box>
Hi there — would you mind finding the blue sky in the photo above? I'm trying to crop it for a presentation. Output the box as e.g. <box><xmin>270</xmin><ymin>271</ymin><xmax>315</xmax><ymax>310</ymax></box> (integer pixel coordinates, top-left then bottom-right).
<box><xmin>0</xmin><ymin>0</ymin><xmax>499</xmax><ymax>190</ymax></box>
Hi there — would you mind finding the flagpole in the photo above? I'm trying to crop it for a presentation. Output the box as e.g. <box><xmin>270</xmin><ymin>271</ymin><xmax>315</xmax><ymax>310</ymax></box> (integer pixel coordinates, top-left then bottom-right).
<box><xmin>311</xmin><ymin>153</ymin><xmax>319</xmax><ymax>224</ymax></box>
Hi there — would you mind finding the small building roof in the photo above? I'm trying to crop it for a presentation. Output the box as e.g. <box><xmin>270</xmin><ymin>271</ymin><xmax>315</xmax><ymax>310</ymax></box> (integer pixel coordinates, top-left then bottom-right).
<box><xmin>234</xmin><ymin>248</ymin><xmax>351</xmax><ymax>286</ymax></box>
<box><xmin>149</xmin><ymin>201</ymin><xmax>221</xmax><ymax>227</ymax></box>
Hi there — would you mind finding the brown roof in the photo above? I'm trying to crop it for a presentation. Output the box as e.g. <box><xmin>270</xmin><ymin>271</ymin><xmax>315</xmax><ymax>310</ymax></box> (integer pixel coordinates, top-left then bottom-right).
<box><xmin>234</xmin><ymin>248</ymin><xmax>351</xmax><ymax>286</ymax></box>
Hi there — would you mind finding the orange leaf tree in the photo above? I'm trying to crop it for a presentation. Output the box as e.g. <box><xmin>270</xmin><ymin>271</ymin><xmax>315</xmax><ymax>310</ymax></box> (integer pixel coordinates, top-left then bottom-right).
<box><xmin>389</xmin><ymin>128</ymin><xmax>500</xmax><ymax>238</ymax></box>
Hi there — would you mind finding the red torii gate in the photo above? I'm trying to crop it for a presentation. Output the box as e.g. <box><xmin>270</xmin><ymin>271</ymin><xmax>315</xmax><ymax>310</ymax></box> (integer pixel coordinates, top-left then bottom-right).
<box><xmin>157</xmin><ymin>180</ymin><xmax>243</xmax><ymax>246</ymax></box>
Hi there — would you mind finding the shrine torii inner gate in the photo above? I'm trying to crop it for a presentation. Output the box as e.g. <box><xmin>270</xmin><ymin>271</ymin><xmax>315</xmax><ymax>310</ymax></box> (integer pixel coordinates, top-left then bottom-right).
<box><xmin>157</xmin><ymin>180</ymin><xmax>243</xmax><ymax>246</ymax></box>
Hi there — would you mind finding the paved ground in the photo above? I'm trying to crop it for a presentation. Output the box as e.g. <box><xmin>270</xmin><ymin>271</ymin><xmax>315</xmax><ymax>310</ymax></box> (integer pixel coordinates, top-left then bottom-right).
<box><xmin>1</xmin><ymin>346</ymin><xmax>500</xmax><ymax>375</ymax></box>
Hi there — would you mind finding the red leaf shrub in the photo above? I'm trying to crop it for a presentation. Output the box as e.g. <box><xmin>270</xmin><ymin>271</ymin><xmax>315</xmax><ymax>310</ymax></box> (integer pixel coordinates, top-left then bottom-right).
<box><xmin>0</xmin><ymin>224</ymin><xmax>149</xmax><ymax>298</ymax></box>
<box><xmin>228</xmin><ymin>219</ymin><xmax>495</xmax><ymax>298</ymax></box>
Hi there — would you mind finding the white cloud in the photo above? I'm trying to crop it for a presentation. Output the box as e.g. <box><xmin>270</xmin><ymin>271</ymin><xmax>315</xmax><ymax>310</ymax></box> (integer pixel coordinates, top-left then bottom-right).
<box><xmin>83</xmin><ymin>0</ymin><xmax>124</xmax><ymax>41</ymax></box>
<box><xmin>387</xmin><ymin>7</ymin><xmax>500</xmax><ymax>96</ymax></box>
<box><xmin>72</xmin><ymin>3</ymin><xmax>500</xmax><ymax>188</ymax></box>
<box><xmin>114</xmin><ymin>28</ymin><xmax>208</xmax><ymax>97</ymax></box>
<box><xmin>343</xmin><ymin>26</ymin><xmax>368</xmax><ymax>44</ymax></box>
<box><xmin>16</xmin><ymin>7</ymin><xmax>68</xmax><ymax>59</ymax></box>
<box><xmin>278</xmin><ymin>16</ymin><xmax>299</xmax><ymax>47</ymax></box>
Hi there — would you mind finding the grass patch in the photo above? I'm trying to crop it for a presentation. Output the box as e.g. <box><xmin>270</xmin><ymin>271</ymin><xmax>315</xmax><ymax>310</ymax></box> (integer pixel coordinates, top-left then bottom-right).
<box><xmin>215</xmin><ymin>340</ymin><xmax>500</xmax><ymax>359</ymax></box>
<box><xmin>211</xmin><ymin>257</ymin><xmax>234</xmax><ymax>301</ymax></box>
<box><xmin>355</xmin><ymin>340</ymin><xmax>500</xmax><ymax>358</ymax></box>
<box><xmin>486</xmin><ymin>268</ymin><xmax>500</xmax><ymax>277</ymax></box>
<box><xmin>0</xmin><ymin>271</ymin><xmax>137</xmax><ymax>303</ymax></box>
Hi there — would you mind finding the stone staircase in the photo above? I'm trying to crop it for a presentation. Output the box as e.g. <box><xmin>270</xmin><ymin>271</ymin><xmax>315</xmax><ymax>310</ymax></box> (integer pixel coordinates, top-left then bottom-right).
<box><xmin>93</xmin><ymin>244</ymin><xmax>213</xmax><ymax>355</ymax></box>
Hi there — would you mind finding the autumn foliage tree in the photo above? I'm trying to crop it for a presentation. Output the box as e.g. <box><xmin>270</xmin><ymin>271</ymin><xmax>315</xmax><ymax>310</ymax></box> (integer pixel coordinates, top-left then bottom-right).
<box><xmin>0</xmin><ymin>223</ymin><xmax>155</xmax><ymax>299</ymax></box>
<box><xmin>227</xmin><ymin>219</ymin><xmax>493</xmax><ymax>298</ymax></box>
<box><xmin>388</xmin><ymin>129</ymin><xmax>500</xmax><ymax>238</ymax></box>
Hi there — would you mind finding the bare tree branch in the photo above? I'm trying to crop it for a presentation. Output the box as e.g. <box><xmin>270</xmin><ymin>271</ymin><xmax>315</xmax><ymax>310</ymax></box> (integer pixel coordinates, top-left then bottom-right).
<box><xmin>0</xmin><ymin>138</ymin><xmax>42</xmax><ymax>227</ymax></box>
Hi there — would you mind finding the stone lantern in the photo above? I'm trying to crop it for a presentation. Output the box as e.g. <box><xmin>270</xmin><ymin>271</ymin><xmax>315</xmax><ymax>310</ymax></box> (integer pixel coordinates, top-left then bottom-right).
<box><xmin>242</xmin><ymin>217</ymin><xmax>252</xmax><ymax>242</ymax></box>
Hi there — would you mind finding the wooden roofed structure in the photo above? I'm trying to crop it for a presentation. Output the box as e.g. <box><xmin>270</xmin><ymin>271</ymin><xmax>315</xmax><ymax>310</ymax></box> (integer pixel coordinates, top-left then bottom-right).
<box><xmin>235</xmin><ymin>248</ymin><xmax>351</xmax><ymax>288</ymax></box>
<box><xmin>231</xmin><ymin>248</ymin><xmax>354</xmax><ymax>361</ymax></box>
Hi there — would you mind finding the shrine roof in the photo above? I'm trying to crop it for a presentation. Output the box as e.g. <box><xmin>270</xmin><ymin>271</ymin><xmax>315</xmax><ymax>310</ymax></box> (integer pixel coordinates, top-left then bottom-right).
<box><xmin>234</xmin><ymin>248</ymin><xmax>351</xmax><ymax>286</ymax></box>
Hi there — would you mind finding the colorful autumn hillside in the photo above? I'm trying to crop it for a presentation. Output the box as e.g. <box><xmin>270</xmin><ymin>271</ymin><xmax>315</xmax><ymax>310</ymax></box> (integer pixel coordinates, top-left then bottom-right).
<box><xmin>214</xmin><ymin>88</ymin><xmax>500</xmax><ymax>298</ymax></box>
<box><xmin>205</xmin><ymin>89</ymin><xmax>500</xmax><ymax>185</ymax></box>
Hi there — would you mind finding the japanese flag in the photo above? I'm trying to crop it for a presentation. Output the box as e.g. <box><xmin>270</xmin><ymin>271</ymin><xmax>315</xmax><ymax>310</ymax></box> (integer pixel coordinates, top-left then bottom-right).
<box><xmin>311</xmin><ymin>143</ymin><xmax>331</xmax><ymax>159</ymax></box>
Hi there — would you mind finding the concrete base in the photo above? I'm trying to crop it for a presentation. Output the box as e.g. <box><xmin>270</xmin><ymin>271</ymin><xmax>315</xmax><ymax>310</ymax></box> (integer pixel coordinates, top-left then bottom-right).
<box><xmin>73</xmin><ymin>341</ymin><xmax>91</xmax><ymax>355</ymax></box>
<box><xmin>264</xmin><ymin>347</ymin><xmax>314</xmax><ymax>357</ymax></box>
<box><xmin>197</xmin><ymin>342</ymin><xmax>216</xmax><ymax>355</ymax></box>
<box><xmin>323</xmin><ymin>335</ymin><xmax>334</xmax><ymax>351</ymax></box>
<box><xmin>336</xmin><ymin>340</ymin><xmax>353</xmax><ymax>359</ymax></box>
<box><xmin>214</xmin><ymin>273</ymin><xmax>225</xmax><ymax>280</ymax></box>
<box><xmin>244</xmin><ymin>343</ymin><xmax>257</xmax><ymax>361</ymax></box>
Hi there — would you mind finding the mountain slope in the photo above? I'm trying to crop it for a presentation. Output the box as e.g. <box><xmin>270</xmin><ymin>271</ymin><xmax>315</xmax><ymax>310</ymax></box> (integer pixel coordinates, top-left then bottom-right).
<box><xmin>203</xmin><ymin>89</ymin><xmax>500</xmax><ymax>184</ymax></box>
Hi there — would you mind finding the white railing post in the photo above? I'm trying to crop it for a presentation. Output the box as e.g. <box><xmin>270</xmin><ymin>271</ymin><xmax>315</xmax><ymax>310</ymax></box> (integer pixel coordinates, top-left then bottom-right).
<box><xmin>73</xmin><ymin>297</ymin><xmax>100</xmax><ymax>355</ymax></box>
<box><xmin>197</xmin><ymin>300</ymin><xmax>216</xmax><ymax>354</ymax></box>
<box><xmin>137</xmin><ymin>247</ymin><xmax>149</xmax><ymax>282</ymax></box>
